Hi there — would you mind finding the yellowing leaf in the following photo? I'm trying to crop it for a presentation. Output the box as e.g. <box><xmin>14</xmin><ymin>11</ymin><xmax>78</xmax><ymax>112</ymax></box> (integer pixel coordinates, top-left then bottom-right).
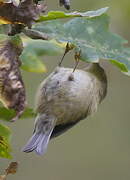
<box><xmin>0</xmin><ymin>123</ymin><xmax>12</xmax><ymax>159</ymax></box>
<box><xmin>0</xmin><ymin>17</ymin><xmax>12</xmax><ymax>24</ymax></box>
<box><xmin>21</xmin><ymin>52</ymin><xmax>47</xmax><ymax>73</ymax></box>
<box><xmin>37</xmin><ymin>7</ymin><xmax>109</xmax><ymax>22</ymax></box>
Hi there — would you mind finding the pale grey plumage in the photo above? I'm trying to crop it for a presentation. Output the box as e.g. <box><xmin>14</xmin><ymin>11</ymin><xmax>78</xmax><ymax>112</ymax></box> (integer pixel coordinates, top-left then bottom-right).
<box><xmin>22</xmin><ymin>63</ymin><xmax>107</xmax><ymax>155</ymax></box>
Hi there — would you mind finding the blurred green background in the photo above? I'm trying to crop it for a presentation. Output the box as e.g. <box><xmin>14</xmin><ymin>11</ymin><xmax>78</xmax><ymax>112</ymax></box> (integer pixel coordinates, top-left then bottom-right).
<box><xmin>1</xmin><ymin>0</ymin><xmax>130</xmax><ymax>179</ymax></box>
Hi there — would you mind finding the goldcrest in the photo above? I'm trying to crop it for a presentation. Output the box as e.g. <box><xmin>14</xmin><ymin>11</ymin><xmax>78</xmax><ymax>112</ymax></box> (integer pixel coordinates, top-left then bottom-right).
<box><xmin>23</xmin><ymin>63</ymin><xmax>107</xmax><ymax>155</ymax></box>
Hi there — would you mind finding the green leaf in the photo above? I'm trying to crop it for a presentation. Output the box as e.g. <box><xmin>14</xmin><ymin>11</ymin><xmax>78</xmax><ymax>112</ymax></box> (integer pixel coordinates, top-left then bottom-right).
<box><xmin>21</xmin><ymin>51</ymin><xmax>47</xmax><ymax>73</ymax></box>
<box><xmin>33</xmin><ymin>8</ymin><xmax>130</xmax><ymax>75</ymax></box>
<box><xmin>21</xmin><ymin>45</ymin><xmax>47</xmax><ymax>73</ymax></box>
<box><xmin>21</xmin><ymin>39</ymin><xmax>64</xmax><ymax>73</ymax></box>
<box><xmin>37</xmin><ymin>7</ymin><xmax>109</xmax><ymax>22</ymax></box>
<box><xmin>0</xmin><ymin>107</ymin><xmax>36</xmax><ymax>121</ymax></box>
<box><xmin>0</xmin><ymin>107</ymin><xmax>35</xmax><ymax>158</ymax></box>
<box><xmin>0</xmin><ymin>123</ymin><xmax>12</xmax><ymax>159</ymax></box>
<box><xmin>110</xmin><ymin>60</ymin><xmax>128</xmax><ymax>72</ymax></box>
<box><xmin>0</xmin><ymin>25</ymin><xmax>9</xmax><ymax>34</ymax></box>
<box><xmin>9</xmin><ymin>35</ymin><xmax>23</xmax><ymax>49</ymax></box>
<box><xmin>22</xmin><ymin>39</ymin><xmax>64</xmax><ymax>56</ymax></box>
<box><xmin>0</xmin><ymin>34</ymin><xmax>9</xmax><ymax>41</ymax></box>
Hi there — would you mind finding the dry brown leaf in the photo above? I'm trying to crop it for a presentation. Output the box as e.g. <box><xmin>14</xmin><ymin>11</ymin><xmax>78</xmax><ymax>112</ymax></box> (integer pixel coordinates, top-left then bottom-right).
<box><xmin>0</xmin><ymin>37</ymin><xmax>26</xmax><ymax>121</ymax></box>
<box><xmin>0</xmin><ymin>162</ymin><xmax>18</xmax><ymax>180</ymax></box>
<box><xmin>5</xmin><ymin>162</ymin><xmax>18</xmax><ymax>175</ymax></box>
<box><xmin>0</xmin><ymin>0</ymin><xmax>46</xmax><ymax>27</ymax></box>
<box><xmin>0</xmin><ymin>175</ymin><xmax>6</xmax><ymax>180</ymax></box>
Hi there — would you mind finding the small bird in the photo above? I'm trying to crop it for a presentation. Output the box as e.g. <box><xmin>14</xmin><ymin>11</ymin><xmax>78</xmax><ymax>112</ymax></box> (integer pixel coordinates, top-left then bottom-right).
<box><xmin>22</xmin><ymin>63</ymin><xmax>107</xmax><ymax>155</ymax></box>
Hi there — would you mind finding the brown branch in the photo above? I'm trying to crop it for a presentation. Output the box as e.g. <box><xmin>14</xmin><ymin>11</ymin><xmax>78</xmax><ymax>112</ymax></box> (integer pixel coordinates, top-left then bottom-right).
<box><xmin>22</xmin><ymin>28</ymin><xmax>49</xmax><ymax>40</ymax></box>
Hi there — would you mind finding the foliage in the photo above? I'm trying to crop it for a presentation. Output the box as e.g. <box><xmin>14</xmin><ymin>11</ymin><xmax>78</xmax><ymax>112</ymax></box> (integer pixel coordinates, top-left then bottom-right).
<box><xmin>0</xmin><ymin>123</ymin><xmax>11</xmax><ymax>158</ymax></box>
<box><xmin>20</xmin><ymin>39</ymin><xmax>64</xmax><ymax>73</ymax></box>
<box><xmin>0</xmin><ymin>161</ymin><xmax>18</xmax><ymax>180</ymax></box>
<box><xmin>34</xmin><ymin>13</ymin><xmax>130</xmax><ymax>73</ymax></box>
<box><xmin>37</xmin><ymin>7</ymin><xmax>109</xmax><ymax>21</ymax></box>
<box><xmin>0</xmin><ymin>107</ymin><xmax>36</xmax><ymax>121</ymax></box>
<box><xmin>0</xmin><ymin>1</ymin><xmax>130</xmax><ymax>159</ymax></box>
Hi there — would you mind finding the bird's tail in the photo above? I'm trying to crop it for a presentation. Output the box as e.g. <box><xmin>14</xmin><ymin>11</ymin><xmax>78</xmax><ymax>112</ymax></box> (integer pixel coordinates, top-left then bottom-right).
<box><xmin>22</xmin><ymin>114</ymin><xmax>55</xmax><ymax>155</ymax></box>
<box><xmin>22</xmin><ymin>130</ymin><xmax>53</xmax><ymax>155</ymax></box>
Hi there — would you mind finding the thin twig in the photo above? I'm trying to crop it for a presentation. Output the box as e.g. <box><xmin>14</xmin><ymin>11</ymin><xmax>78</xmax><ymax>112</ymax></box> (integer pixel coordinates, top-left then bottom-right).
<box><xmin>22</xmin><ymin>29</ymin><xmax>49</xmax><ymax>40</ymax></box>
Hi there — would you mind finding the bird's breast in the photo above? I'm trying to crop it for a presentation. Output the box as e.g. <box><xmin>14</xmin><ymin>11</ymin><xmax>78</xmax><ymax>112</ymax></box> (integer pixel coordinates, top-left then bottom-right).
<box><xmin>43</xmin><ymin>68</ymin><xmax>96</xmax><ymax>125</ymax></box>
